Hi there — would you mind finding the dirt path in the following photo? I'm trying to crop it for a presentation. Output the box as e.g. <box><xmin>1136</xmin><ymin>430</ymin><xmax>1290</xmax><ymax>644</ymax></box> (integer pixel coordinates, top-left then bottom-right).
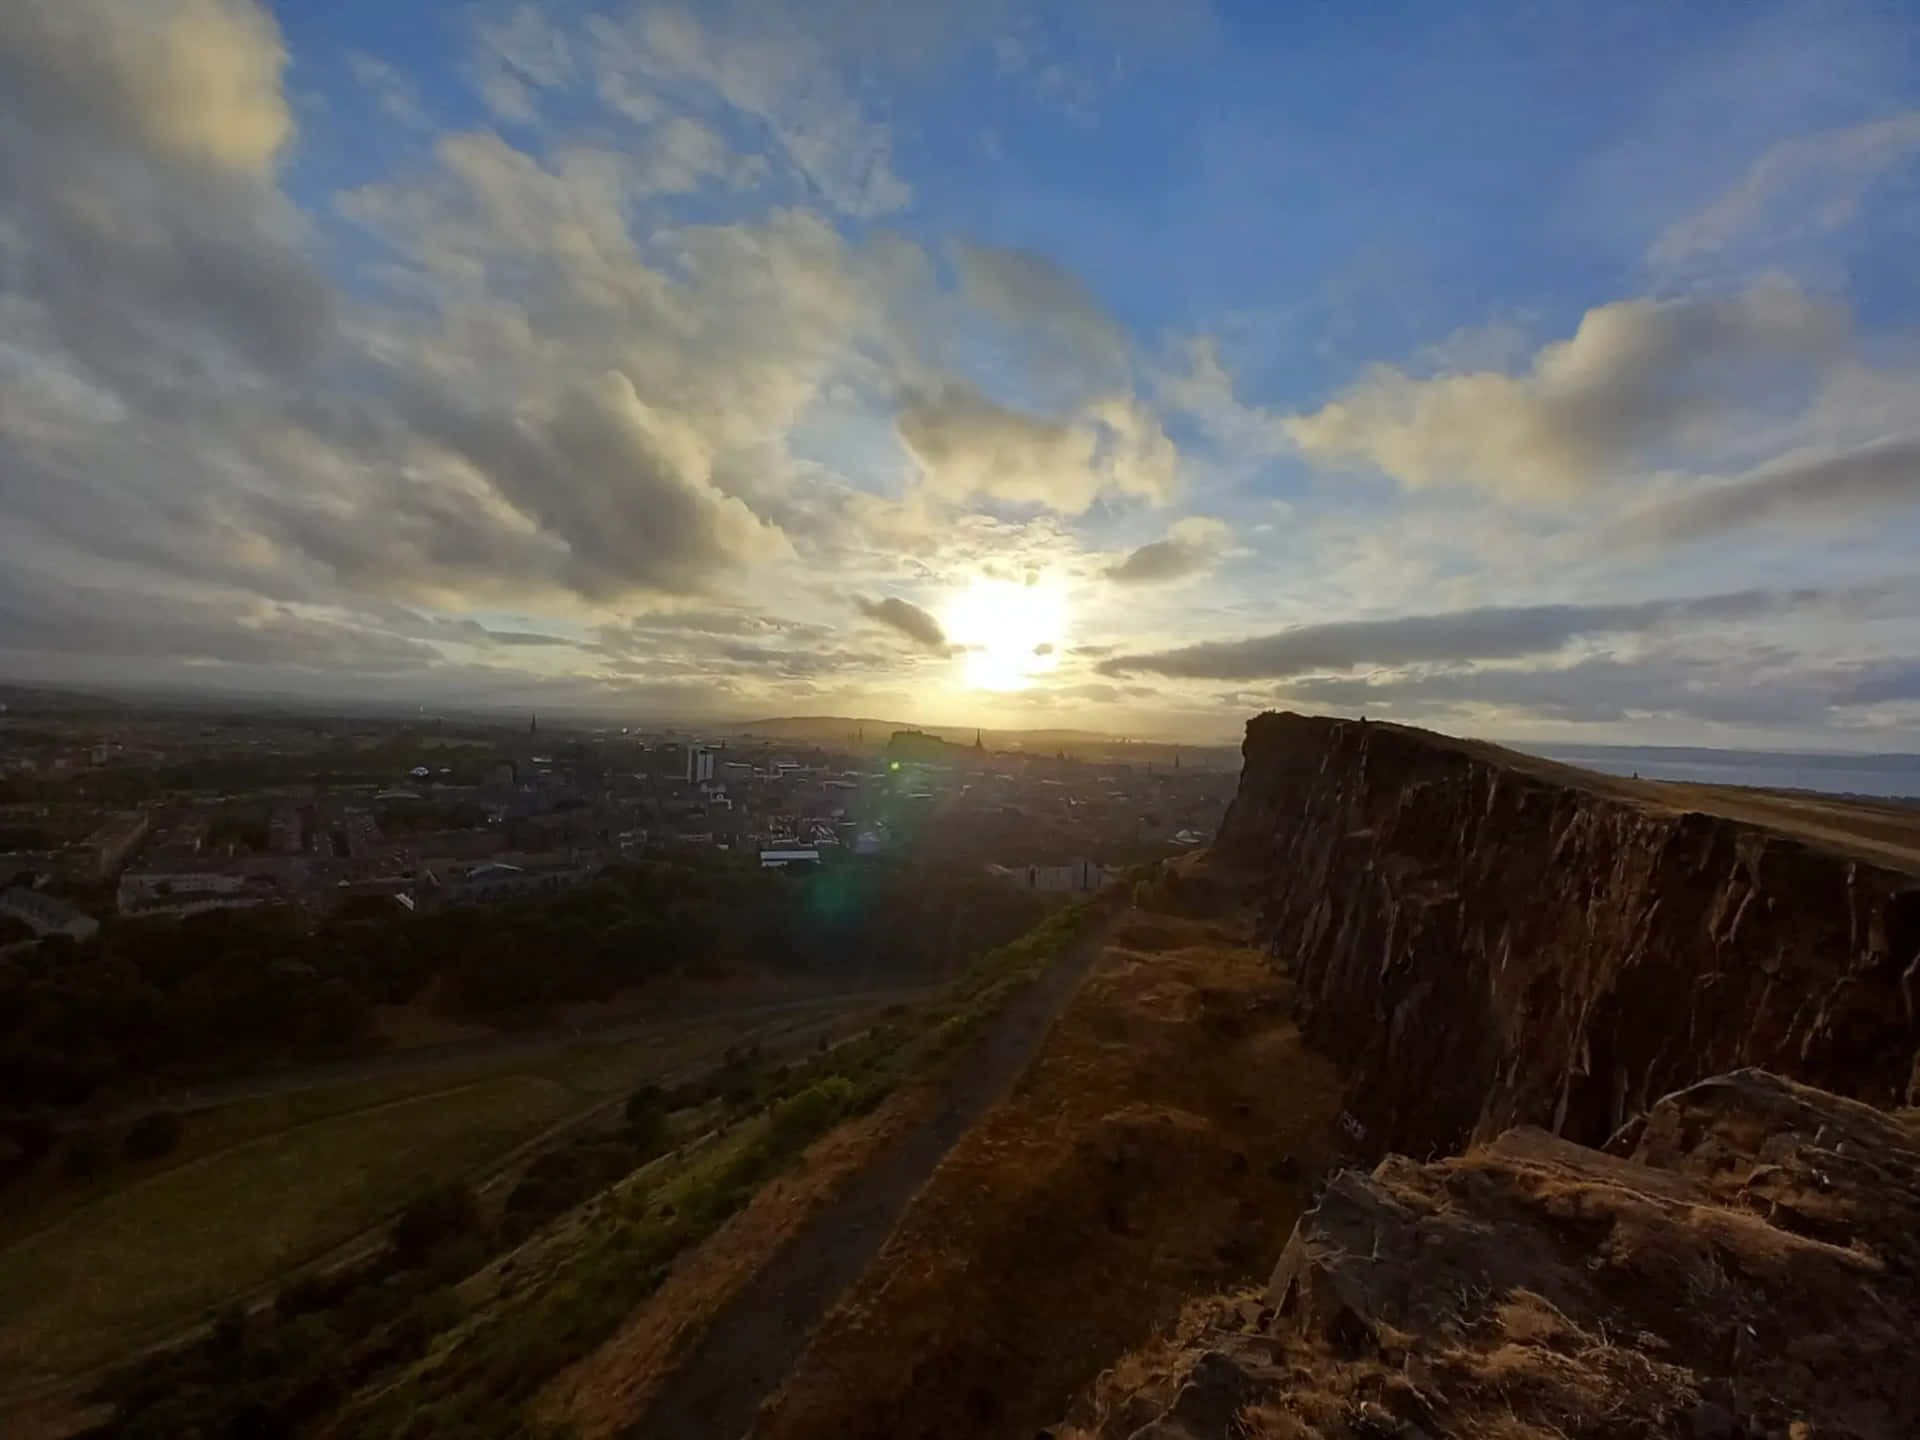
<box><xmin>623</xmin><ymin>927</ymin><xmax>1107</xmax><ymax>1440</ymax></box>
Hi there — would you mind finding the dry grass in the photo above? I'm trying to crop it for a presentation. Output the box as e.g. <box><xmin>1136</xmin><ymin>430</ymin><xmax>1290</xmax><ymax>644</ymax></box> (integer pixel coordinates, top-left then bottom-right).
<box><xmin>532</xmin><ymin>1082</ymin><xmax>931</xmax><ymax>1438</ymax></box>
<box><xmin>753</xmin><ymin>894</ymin><xmax>1346</xmax><ymax>1440</ymax></box>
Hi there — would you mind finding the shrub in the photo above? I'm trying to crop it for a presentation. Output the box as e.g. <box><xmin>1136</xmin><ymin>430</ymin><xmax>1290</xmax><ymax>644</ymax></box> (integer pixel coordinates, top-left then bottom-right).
<box><xmin>60</xmin><ymin>1128</ymin><xmax>107</xmax><ymax>1178</ymax></box>
<box><xmin>623</xmin><ymin>1084</ymin><xmax>668</xmax><ymax>1152</ymax></box>
<box><xmin>123</xmin><ymin>1110</ymin><xmax>183</xmax><ymax>1160</ymax></box>
<box><xmin>770</xmin><ymin>1076</ymin><xmax>855</xmax><ymax>1151</ymax></box>
<box><xmin>392</xmin><ymin>1182</ymin><xmax>481</xmax><ymax>1265</ymax></box>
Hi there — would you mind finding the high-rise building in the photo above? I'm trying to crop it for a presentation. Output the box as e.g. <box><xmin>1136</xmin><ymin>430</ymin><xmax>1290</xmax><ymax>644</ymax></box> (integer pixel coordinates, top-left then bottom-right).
<box><xmin>685</xmin><ymin>746</ymin><xmax>714</xmax><ymax>785</ymax></box>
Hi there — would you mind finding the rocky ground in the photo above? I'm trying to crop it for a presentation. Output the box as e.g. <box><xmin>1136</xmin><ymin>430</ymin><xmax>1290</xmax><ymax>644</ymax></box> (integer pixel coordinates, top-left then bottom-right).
<box><xmin>1057</xmin><ymin>1069</ymin><xmax>1920</xmax><ymax>1440</ymax></box>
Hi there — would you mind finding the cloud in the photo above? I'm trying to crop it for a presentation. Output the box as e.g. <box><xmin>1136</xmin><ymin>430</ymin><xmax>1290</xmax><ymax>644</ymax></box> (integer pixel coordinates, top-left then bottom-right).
<box><xmin>1615</xmin><ymin>434</ymin><xmax>1920</xmax><ymax>546</ymax></box>
<box><xmin>1163</xmin><ymin>337</ymin><xmax>1290</xmax><ymax>458</ymax></box>
<box><xmin>347</xmin><ymin>52</ymin><xmax>428</xmax><ymax>129</ymax></box>
<box><xmin>1099</xmin><ymin>588</ymin><xmax>1835</xmax><ymax>680</ymax></box>
<box><xmin>386</xmin><ymin>368</ymin><xmax>793</xmax><ymax>601</ymax></box>
<box><xmin>468</xmin><ymin>3</ymin><xmax>573</xmax><ymax>122</ymax></box>
<box><xmin>1652</xmin><ymin>111</ymin><xmax>1920</xmax><ymax>266</ymax></box>
<box><xmin>0</xmin><ymin>0</ymin><xmax>328</xmax><ymax>396</ymax></box>
<box><xmin>954</xmin><ymin>240</ymin><xmax>1130</xmax><ymax>392</ymax></box>
<box><xmin>0</xmin><ymin>0</ymin><xmax>293</xmax><ymax>179</ymax></box>
<box><xmin>0</xmin><ymin>571</ymin><xmax>440</xmax><ymax>674</ymax></box>
<box><xmin>1107</xmin><ymin>516</ymin><xmax>1231</xmax><ymax>585</ymax></box>
<box><xmin>1285</xmin><ymin>284</ymin><xmax>1845</xmax><ymax>498</ymax></box>
<box><xmin>1275</xmin><ymin>646</ymin><xmax>1920</xmax><ymax>730</ymax></box>
<box><xmin>855</xmin><ymin>595</ymin><xmax>949</xmax><ymax>650</ymax></box>
<box><xmin>588</xmin><ymin>4</ymin><xmax>909</xmax><ymax>217</ymax></box>
<box><xmin>898</xmin><ymin>383</ymin><xmax>1178</xmax><ymax>512</ymax></box>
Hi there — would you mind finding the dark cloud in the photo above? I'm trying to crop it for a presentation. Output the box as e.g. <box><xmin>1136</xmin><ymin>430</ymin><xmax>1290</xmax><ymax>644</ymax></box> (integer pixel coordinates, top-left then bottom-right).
<box><xmin>0</xmin><ymin>574</ymin><xmax>438</xmax><ymax>674</ymax></box>
<box><xmin>1274</xmin><ymin>647</ymin><xmax>1920</xmax><ymax>728</ymax></box>
<box><xmin>1616</xmin><ymin>435</ymin><xmax>1920</xmax><ymax>546</ymax></box>
<box><xmin>1099</xmin><ymin>588</ymin><xmax>1832</xmax><ymax>680</ymax></box>
<box><xmin>952</xmin><ymin>239</ymin><xmax>1130</xmax><ymax>398</ymax></box>
<box><xmin>0</xmin><ymin>0</ymin><xmax>333</xmax><ymax>400</ymax></box>
<box><xmin>855</xmin><ymin>595</ymin><xmax>949</xmax><ymax>649</ymax></box>
<box><xmin>1107</xmin><ymin>517</ymin><xmax>1229</xmax><ymax>585</ymax></box>
<box><xmin>485</xmin><ymin>630</ymin><xmax>581</xmax><ymax>647</ymax></box>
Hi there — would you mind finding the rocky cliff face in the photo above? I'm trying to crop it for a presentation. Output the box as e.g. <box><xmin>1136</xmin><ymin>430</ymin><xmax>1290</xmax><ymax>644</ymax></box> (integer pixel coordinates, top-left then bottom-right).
<box><xmin>1214</xmin><ymin>712</ymin><xmax>1920</xmax><ymax>1158</ymax></box>
<box><xmin>1060</xmin><ymin>1069</ymin><xmax>1920</xmax><ymax>1440</ymax></box>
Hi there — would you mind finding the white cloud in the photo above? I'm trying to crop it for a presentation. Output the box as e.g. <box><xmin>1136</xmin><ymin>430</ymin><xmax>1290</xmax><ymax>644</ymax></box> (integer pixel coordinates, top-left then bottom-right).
<box><xmin>1285</xmin><ymin>284</ymin><xmax>1846</xmax><ymax>498</ymax></box>
<box><xmin>347</xmin><ymin>52</ymin><xmax>428</xmax><ymax>129</ymax></box>
<box><xmin>588</xmin><ymin>4</ymin><xmax>909</xmax><ymax>218</ymax></box>
<box><xmin>469</xmin><ymin>3</ymin><xmax>573</xmax><ymax>122</ymax></box>
<box><xmin>1652</xmin><ymin>111</ymin><xmax>1920</xmax><ymax>266</ymax></box>
<box><xmin>1163</xmin><ymin>336</ymin><xmax>1290</xmax><ymax>457</ymax></box>
<box><xmin>898</xmin><ymin>384</ymin><xmax>1179</xmax><ymax>513</ymax></box>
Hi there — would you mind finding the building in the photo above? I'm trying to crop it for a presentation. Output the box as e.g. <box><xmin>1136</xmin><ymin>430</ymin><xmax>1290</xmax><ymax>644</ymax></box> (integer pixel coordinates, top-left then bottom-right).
<box><xmin>441</xmin><ymin>853</ymin><xmax>601</xmax><ymax>903</ymax></box>
<box><xmin>68</xmin><ymin>811</ymin><xmax>149</xmax><ymax>880</ymax></box>
<box><xmin>685</xmin><ymin>746</ymin><xmax>715</xmax><ymax>785</ymax></box>
<box><xmin>986</xmin><ymin>857</ymin><xmax>1116</xmax><ymax>894</ymax></box>
<box><xmin>759</xmin><ymin>847</ymin><xmax>820</xmax><ymax>869</ymax></box>
<box><xmin>0</xmin><ymin>886</ymin><xmax>100</xmax><ymax>942</ymax></box>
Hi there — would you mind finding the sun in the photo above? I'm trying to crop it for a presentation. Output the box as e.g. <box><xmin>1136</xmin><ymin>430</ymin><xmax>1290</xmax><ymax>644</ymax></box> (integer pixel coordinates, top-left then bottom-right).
<box><xmin>943</xmin><ymin>576</ymin><xmax>1067</xmax><ymax>691</ymax></box>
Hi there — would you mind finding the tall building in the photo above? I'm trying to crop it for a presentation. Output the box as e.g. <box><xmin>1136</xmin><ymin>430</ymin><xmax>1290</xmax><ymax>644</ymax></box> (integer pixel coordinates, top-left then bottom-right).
<box><xmin>685</xmin><ymin>746</ymin><xmax>715</xmax><ymax>785</ymax></box>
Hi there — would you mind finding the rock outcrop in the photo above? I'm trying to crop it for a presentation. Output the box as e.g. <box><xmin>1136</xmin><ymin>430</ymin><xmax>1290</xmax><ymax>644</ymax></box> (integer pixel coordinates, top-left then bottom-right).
<box><xmin>1214</xmin><ymin>713</ymin><xmax>1920</xmax><ymax>1158</ymax></box>
<box><xmin>1062</xmin><ymin>1070</ymin><xmax>1920</xmax><ymax>1440</ymax></box>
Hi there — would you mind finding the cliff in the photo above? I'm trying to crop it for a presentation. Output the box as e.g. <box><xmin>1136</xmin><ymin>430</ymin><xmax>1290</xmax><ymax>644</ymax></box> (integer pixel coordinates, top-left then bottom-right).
<box><xmin>1214</xmin><ymin>712</ymin><xmax>1920</xmax><ymax>1157</ymax></box>
<box><xmin>1060</xmin><ymin>1069</ymin><xmax>1920</xmax><ymax>1440</ymax></box>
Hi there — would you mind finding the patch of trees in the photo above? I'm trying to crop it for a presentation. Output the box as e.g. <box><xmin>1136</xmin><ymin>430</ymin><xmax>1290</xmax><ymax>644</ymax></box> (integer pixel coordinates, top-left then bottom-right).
<box><xmin>0</xmin><ymin>855</ymin><xmax>1048</xmax><ymax>1142</ymax></box>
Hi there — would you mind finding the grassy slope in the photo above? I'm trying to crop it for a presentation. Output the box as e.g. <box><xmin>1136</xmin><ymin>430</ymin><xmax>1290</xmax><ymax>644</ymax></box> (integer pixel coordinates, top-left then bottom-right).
<box><xmin>0</xmin><ymin>1004</ymin><xmax>848</xmax><ymax>1393</ymax></box>
<box><xmin>754</xmin><ymin>872</ymin><xmax>1349</xmax><ymax>1440</ymax></box>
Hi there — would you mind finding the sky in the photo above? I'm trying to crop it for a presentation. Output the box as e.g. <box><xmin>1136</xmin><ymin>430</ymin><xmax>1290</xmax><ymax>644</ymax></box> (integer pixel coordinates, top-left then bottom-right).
<box><xmin>4</xmin><ymin>1</ymin><xmax>1920</xmax><ymax>746</ymax></box>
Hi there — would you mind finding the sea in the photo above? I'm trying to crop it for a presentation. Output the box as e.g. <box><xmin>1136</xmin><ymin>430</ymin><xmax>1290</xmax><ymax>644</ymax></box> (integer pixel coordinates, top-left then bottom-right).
<box><xmin>1516</xmin><ymin>743</ymin><xmax>1920</xmax><ymax>801</ymax></box>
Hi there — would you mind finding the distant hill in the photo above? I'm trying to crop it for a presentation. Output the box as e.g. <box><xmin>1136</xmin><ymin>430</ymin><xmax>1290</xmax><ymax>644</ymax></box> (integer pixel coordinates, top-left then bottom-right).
<box><xmin>727</xmin><ymin>715</ymin><xmax>1239</xmax><ymax>768</ymax></box>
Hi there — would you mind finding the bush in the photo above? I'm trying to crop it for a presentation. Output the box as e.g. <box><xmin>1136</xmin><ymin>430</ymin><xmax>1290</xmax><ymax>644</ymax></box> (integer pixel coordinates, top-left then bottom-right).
<box><xmin>61</xmin><ymin>1129</ymin><xmax>107</xmax><ymax>1178</ymax></box>
<box><xmin>123</xmin><ymin>1110</ymin><xmax>183</xmax><ymax>1160</ymax></box>
<box><xmin>392</xmin><ymin>1182</ymin><xmax>481</xmax><ymax>1265</ymax></box>
<box><xmin>770</xmin><ymin>1076</ymin><xmax>855</xmax><ymax>1151</ymax></box>
<box><xmin>623</xmin><ymin>1084</ymin><xmax>668</xmax><ymax>1152</ymax></box>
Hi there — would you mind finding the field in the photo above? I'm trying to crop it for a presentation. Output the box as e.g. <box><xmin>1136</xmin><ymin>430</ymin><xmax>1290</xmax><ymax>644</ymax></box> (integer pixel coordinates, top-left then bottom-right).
<box><xmin>0</xmin><ymin>992</ymin><xmax>883</xmax><ymax>1405</ymax></box>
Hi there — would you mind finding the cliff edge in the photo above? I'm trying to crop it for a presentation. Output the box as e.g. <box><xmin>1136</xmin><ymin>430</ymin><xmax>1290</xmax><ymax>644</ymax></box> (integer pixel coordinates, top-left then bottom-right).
<box><xmin>1214</xmin><ymin>712</ymin><xmax>1920</xmax><ymax>1158</ymax></box>
<box><xmin>1061</xmin><ymin>1069</ymin><xmax>1920</xmax><ymax>1440</ymax></box>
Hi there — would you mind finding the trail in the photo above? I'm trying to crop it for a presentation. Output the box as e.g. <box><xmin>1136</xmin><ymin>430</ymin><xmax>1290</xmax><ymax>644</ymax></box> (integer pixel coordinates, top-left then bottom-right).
<box><xmin>625</xmin><ymin>926</ymin><xmax>1106</xmax><ymax>1440</ymax></box>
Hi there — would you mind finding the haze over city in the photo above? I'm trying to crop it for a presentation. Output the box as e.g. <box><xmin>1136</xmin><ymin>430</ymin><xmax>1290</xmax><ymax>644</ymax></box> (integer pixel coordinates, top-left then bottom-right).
<box><xmin>5</xmin><ymin>0</ymin><xmax>1920</xmax><ymax>746</ymax></box>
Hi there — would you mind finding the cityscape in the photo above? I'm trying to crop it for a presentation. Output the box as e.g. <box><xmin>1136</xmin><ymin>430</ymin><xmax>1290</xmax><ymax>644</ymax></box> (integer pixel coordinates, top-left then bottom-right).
<box><xmin>0</xmin><ymin>689</ymin><xmax>1237</xmax><ymax>951</ymax></box>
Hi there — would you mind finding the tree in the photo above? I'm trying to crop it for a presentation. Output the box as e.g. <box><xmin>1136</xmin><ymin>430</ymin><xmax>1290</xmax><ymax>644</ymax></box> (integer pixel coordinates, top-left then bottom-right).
<box><xmin>123</xmin><ymin>1110</ymin><xmax>182</xmax><ymax>1160</ymax></box>
<box><xmin>391</xmin><ymin>1182</ymin><xmax>481</xmax><ymax>1265</ymax></box>
<box><xmin>623</xmin><ymin>1084</ymin><xmax>668</xmax><ymax>1153</ymax></box>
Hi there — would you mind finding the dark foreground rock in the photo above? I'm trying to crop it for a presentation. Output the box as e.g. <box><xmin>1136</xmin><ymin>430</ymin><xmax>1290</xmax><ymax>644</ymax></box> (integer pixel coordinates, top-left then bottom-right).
<box><xmin>1214</xmin><ymin>712</ymin><xmax>1920</xmax><ymax>1158</ymax></box>
<box><xmin>1061</xmin><ymin>1070</ymin><xmax>1920</xmax><ymax>1440</ymax></box>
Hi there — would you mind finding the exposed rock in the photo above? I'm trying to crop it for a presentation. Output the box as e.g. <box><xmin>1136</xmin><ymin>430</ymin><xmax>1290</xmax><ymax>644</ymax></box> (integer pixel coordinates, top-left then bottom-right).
<box><xmin>1214</xmin><ymin>712</ymin><xmax>1920</xmax><ymax>1157</ymax></box>
<box><xmin>1065</xmin><ymin>1070</ymin><xmax>1920</xmax><ymax>1440</ymax></box>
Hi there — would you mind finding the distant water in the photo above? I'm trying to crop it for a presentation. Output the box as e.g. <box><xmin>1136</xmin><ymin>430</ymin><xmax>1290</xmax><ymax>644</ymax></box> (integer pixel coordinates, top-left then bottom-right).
<box><xmin>1517</xmin><ymin>743</ymin><xmax>1920</xmax><ymax>801</ymax></box>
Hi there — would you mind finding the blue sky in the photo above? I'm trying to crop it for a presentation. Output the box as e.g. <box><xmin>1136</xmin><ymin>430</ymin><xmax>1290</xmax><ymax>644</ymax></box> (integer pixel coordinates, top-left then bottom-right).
<box><xmin>4</xmin><ymin>0</ymin><xmax>1920</xmax><ymax>744</ymax></box>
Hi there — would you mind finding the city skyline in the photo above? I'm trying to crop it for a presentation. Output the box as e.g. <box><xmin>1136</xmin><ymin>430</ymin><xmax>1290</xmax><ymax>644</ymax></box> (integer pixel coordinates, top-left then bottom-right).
<box><xmin>5</xmin><ymin>1</ymin><xmax>1920</xmax><ymax>746</ymax></box>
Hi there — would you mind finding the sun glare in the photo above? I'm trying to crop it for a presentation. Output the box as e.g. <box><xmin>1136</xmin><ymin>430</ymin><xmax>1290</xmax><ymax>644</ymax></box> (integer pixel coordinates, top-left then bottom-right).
<box><xmin>944</xmin><ymin>576</ymin><xmax>1067</xmax><ymax>691</ymax></box>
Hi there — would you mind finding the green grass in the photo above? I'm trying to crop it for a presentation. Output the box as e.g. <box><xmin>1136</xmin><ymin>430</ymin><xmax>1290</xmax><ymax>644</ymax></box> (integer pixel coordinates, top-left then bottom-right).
<box><xmin>0</xmin><ymin>1002</ymin><xmax>864</xmax><ymax>1393</ymax></box>
<box><xmin>0</xmin><ymin>1075</ymin><xmax>579</xmax><ymax>1386</ymax></box>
